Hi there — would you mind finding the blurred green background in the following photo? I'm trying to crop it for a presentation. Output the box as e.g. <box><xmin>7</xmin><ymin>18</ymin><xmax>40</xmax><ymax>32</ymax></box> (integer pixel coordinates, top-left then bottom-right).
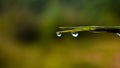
<box><xmin>0</xmin><ymin>0</ymin><xmax>120</xmax><ymax>68</ymax></box>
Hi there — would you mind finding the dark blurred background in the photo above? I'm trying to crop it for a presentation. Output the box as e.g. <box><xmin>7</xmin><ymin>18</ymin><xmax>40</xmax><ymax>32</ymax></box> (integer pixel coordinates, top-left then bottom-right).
<box><xmin>0</xmin><ymin>0</ymin><xmax>120</xmax><ymax>68</ymax></box>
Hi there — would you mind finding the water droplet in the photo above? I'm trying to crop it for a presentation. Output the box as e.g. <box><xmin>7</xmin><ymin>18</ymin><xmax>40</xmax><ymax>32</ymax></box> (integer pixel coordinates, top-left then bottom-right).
<box><xmin>116</xmin><ymin>33</ymin><xmax>120</xmax><ymax>36</ymax></box>
<box><xmin>56</xmin><ymin>32</ymin><xmax>62</xmax><ymax>37</ymax></box>
<box><xmin>71</xmin><ymin>32</ymin><xmax>79</xmax><ymax>37</ymax></box>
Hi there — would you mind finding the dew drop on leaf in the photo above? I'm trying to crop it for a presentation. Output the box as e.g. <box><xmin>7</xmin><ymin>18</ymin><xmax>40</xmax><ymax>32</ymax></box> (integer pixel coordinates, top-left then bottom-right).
<box><xmin>56</xmin><ymin>32</ymin><xmax>62</xmax><ymax>37</ymax></box>
<box><xmin>116</xmin><ymin>33</ymin><xmax>120</xmax><ymax>36</ymax></box>
<box><xmin>71</xmin><ymin>32</ymin><xmax>79</xmax><ymax>37</ymax></box>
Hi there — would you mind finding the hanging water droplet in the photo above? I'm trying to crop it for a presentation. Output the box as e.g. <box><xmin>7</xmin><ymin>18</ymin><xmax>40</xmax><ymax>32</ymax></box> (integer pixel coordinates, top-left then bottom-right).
<box><xmin>116</xmin><ymin>33</ymin><xmax>120</xmax><ymax>36</ymax></box>
<box><xmin>71</xmin><ymin>32</ymin><xmax>79</xmax><ymax>37</ymax></box>
<box><xmin>56</xmin><ymin>32</ymin><xmax>62</xmax><ymax>37</ymax></box>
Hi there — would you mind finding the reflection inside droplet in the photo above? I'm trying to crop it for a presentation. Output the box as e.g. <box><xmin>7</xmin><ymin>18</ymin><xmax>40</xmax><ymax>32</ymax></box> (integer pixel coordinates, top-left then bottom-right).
<box><xmin>116</xmin><ymin>33</ymin><xmax>120</xmax><ymax>36</ymax></box>
<box><xmin>71</xmin><ymin>32</ymin><xmax>79</xmax><ymax>37</ymax></box>
<box><xmin>56</xmin><ymin>32</ymin><xmax>62</xmax><ymax>37</ymax></box>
